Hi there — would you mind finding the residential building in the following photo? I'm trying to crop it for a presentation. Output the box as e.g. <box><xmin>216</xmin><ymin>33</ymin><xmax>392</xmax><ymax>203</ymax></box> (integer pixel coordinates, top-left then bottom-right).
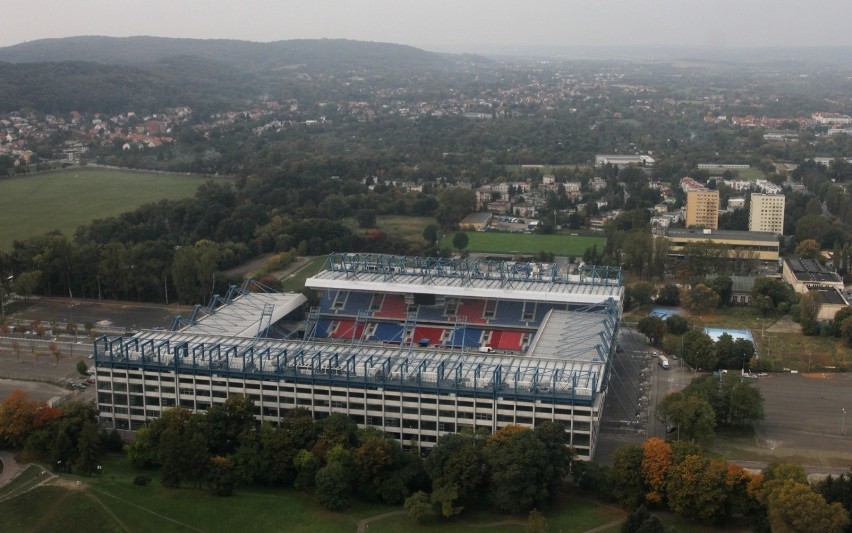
<box><xmin>685</xmin><ymin>190</ymin><xmax>720</xmax><ymax>230</ymax></box>
<box><xmin>749</xmin><ymin>194</ymin><xmax>785</xmax><ymax>235</ymax></box>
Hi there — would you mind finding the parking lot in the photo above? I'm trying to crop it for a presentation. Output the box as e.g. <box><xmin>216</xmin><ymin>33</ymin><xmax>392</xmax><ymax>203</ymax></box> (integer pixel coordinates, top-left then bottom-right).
<box><xmin>0</xmin><ymin>296</ymin><xmax>185</xmax><ymax>403</ymax></box>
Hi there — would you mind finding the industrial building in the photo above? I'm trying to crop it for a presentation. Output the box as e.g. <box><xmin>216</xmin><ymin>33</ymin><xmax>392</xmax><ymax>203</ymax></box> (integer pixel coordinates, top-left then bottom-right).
<box><xmin>782</xmin><ymin>258</ymin><xmax>848</xmax><ymax>321</ymax></box>
<box><xmin>93</xmin><ymin>254</ymin><xmax>625</xmax><ymax>460</ymax></box>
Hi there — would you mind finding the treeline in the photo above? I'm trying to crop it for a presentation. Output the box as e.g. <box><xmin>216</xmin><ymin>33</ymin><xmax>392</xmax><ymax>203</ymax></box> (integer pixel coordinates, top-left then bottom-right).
<box><xmin>125</xmin><ymin>396</ymin><xmax>572</xmax><ymax>518</ymax></box>
<box><xmin>0</xmin><ymin>391</ymin><xmax>120</xmax><ymax>474</ymax></box>
<box><xmin>576</xmin><ymin>438</ymin><xmax>851</xmax><ymax>532</ymax></box>
<box><xmin>0</xmin><ymin>179</ymin><xmax>436</xmax><ymax>304</ymax></box>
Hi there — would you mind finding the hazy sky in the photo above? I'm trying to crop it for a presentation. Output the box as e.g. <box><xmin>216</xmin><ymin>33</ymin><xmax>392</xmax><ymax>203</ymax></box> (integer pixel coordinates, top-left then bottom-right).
<box><xmin>3</xmin><ymin>0</ymin><xmax>851</xmax><ymax>51</ymax></box>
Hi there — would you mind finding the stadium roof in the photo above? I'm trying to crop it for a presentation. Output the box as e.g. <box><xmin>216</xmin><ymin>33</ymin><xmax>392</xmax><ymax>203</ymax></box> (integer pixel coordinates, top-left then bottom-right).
<box><xmin>306</xmin><ymin>253</ymin><xmax>623</xmax><ymax>306</ymax></box>
<box><xmin>180</xmin><ymin>291</ymin><xmax>307</xmax><ymax>338</ymax></box>
<box><xmin>97</xmin><ymin>302</ymin><xmax>616</xmax><ymax>399</ymax></box>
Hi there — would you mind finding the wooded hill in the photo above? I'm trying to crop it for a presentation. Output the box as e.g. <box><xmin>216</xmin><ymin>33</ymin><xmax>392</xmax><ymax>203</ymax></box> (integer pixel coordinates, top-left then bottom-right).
<box><xmin>0</xmin><ymin>36</ymin><xmax>452</xmax><ymax>72</ymax></box>
<box><xmin>0</xmin><ymin>36</ymin><xmax>462</xmax><ymax>114</ymax></box>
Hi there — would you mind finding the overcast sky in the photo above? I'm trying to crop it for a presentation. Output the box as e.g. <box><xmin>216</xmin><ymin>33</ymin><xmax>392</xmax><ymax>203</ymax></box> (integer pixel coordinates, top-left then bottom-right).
<box><xmin>3</xmin><ymin>0</ymin><xmax>851</xmax><ymax>51</ymax></box>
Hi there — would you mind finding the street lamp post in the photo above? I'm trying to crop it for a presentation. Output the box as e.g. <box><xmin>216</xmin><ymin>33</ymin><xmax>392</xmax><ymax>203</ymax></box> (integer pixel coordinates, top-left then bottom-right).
<box><xmin>822</xmin><ymin>373</ymin><xmax>826</xmax><ymax>399</ymax></box>
<box><xmin>843</xmin><ymin>408</ymin><xmax>847</xmax><ymax>437</ymax></box>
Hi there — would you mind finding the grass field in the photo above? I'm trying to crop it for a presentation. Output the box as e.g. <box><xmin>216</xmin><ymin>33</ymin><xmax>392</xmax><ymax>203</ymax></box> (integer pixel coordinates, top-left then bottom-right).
<box><xmin>0</xmin><ymin>168</ymin><xmax>230</xmax><ymax>250</ymax></box>
<box><xmin>0</xmin><ymin>456</ymin><xmax>627</xmax><ymax>533</ymax></box>
<box><xmin>701</xmin><ymin>167</ymin><xmax>766</xmax><ymax>181</ymax></box>
<box><xmin>440</xmin><ymin>231</ymin><xmax>606</xmax><ymax>256</ymax></box>
<box><xmin>343</xmin><ymin>215</ymin><xmax>436</xmax><ymax>245</ymax></box>
<box><xmin>279</xmin><ymin>256</ymin><xmax>327</xmax><ymax>292</ymax></box>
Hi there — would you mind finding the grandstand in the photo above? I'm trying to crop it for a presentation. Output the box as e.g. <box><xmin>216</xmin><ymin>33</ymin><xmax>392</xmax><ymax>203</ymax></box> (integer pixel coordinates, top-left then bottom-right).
<box><xmin>93</xmin><ymin>253</ymin><xmax>625</xmax><ymax>460</ymax></box>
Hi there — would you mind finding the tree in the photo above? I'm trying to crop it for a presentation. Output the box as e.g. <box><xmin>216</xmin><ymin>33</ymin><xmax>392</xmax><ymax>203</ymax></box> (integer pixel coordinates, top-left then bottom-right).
<box><xmin>525</xmin><ymin>509</ymin><xmax>549</xmax><ymax>533</ymax></box>
<box><xmin>315</xmin><ymin>461</ymin><xmax>354</xmax><ymax>511</ymax></box>
<box><xmin>293</xmin><ymin>449</ymin><xmax>320</xmax><ymax>491</ymax></box>
<box><xmin>405</xmin><ymin>491</ymin><xmax>436</xmax><ymax>523</ymax></box>
<box><xmin>208</xmin><ymin>455</ymin><xmax>236</xmax><ymax>496</ymax></box>
<box><xmin>12</xmin><ymin>271</ymin><xmax>40</xmax><ymax>300</ymax></box>
<box><xmin>627</xmin><ymin>282</ymin><xmax>656</xmax><ymax>308</ymax></box>
<box><xmin>833</xmin><ymin>307</ymin><xmax>852</xmax><ymax>338</ymax></box>
<box><xmin>681</xmin><ymin>330</ymin><xmax>717</xmax><ymax>370</ymax></box>
<box><xmin>452</xmin><ymin>231</ymin><xmax>469</xmax><ymax>254</ymax></box>
<box><xmin>716</xmin><ymin>373</ymin><xmax>764</xmax><ymax>427</ymax></box>
<box><xmin>48</xmin><ymin>342</ymin><xmax>62</xmax><ymax>366</ymax></box>
<box><xmin>0</xmin><ymin>390</ymin><xmax>41</xmax><ymax>447</ymax></box>
<box><xmin>684</xmin><ymin>284</ymin><xmax>720</xmax><ymax>314</ymax></box>
<box><xmin>655</xmin><ymin>284</ymin><xmax>681</xmax><ymax>306</ymax></box>
<box><xmin>752</xmin><ymin>277</ymin><xmax>794</xmax><ymax>310</ymax></box>
<box><xmin>794</xmin><ymin>239</ymin><xmax>821</xmax><ymax>259</ymax></box>
<box><xmin>657</xmin><ymin>392</ymin><xmax>716</xmax><ymax>442</ymax></box>
<box><xmin>665</xmin><ymin>315</ymin><xmax>689</xmax><ymax>335</ymax></box>
<box><xmin>707</xmin><ymin>275</ymin><xmax>733</xmax><ymax>307</ymax></box>
<box><xmin>425</xmin><ymin>433</ymin><xmax>484</xmax><ymax>507</ymax></box>
<box><xmin>75</xmin><ymin>360</ymin><xmax>88</xmax><ymax>375</ymax></box>
<box><xmin>841</xmin><ymin>317</ymin><xmax>852</xmax><ymax>346</ymax></box>
<box><xmin>816</xmin><ymin>471</ymin><xmax>852</xmax><ymax>524</ymax></box>
<box><xmin>799</xmin><ymin>290</ymin><xmax>822</xmax><ymax>336</ymax></box>
<box><xmin>356</xmin><ymin>209</ymin><xmax>377</xmax><ymax>229</ymax></box>
<box><xmin>483</xmin><ymin>426</ymin><xmax>555</xmax><ymax>513</ymax></box>
<box><xmin>621</xmin><ymin>505</ymin><xmax>665</xmax><ymax>533</ymax></box>
<box><xmin>74</xmin><ymin>421</ymin><xmax>102</xmax><ymax>476</ymax></box>
<box><xmin>422</xmin><ymin>224</ymin><xmax>439</xmax><ymax>245</ymax></box>
<box><xmin>641</xmin><ymin>438</ymin><xmax>672</xmax><ymax>505</ymax></box>
<box><xmin>765</xmin><ymin>479</ymin><xmax>850</xmax><ymax>533</ymax></box>
<box><xmin>435</xmin><ymin>187</ymin><xmax>476</xmax><ymax>230</ymax></box>
<box><xmin>666</xmin><ymin>454</ymin><xmax>730</xmax><ymax>524</ymax></box>
<box><xmin>608</xmin><ymin>443</ymin><xmax>646</xmax><ymax>508</ymax></box>
<box><xmin>204</xmin><ymin>395</ymin><xmax>256</xmax><ymax>456</ymax></box>
<box><xmin>637</xmin><ymin>316</ymin><xmax>666</xmax><ymax>347</ymax></box>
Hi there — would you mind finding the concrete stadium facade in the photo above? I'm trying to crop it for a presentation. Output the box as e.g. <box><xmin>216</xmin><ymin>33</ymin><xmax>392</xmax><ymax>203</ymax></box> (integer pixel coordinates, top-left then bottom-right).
<box><xmin>94</xmin><ymin>254</ymin><xmax>624</xmax><ymax>460</ymax></box>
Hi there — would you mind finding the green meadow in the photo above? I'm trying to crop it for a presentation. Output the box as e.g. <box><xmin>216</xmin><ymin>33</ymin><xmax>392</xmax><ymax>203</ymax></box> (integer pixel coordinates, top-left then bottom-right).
<box><xmin>440</xmin><ymin>231</ymin><xmax>606</xmax><ymax>256</ymax></box>
<box><xmin>0</xmin><ymin>168</ymin><xmax>229</xmax><ymax>249</ymax></box>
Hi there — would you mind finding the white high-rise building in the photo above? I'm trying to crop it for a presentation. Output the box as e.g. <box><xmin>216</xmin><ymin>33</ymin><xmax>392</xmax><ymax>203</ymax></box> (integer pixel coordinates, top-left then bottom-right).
<box><xmin>749</xmin><ymin>193</ymin><xmax>785</xmax><ymax>235</ymax></box>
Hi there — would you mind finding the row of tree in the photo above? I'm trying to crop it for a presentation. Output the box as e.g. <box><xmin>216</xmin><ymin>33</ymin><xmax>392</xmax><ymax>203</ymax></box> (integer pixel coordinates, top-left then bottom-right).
<box><xmin>124</xmin><ymin>395</ymin><xmax>572</xmax><ymax>517</ymax></box>
<box><xmin>0</xmin><ymin>391</ymin><xmax>120</xmax><ymax>475</ymax></box>
<box><xmin>576</xmin><ymin>438</ymin><xmax>850</xmax><ymax>532</ymax></box>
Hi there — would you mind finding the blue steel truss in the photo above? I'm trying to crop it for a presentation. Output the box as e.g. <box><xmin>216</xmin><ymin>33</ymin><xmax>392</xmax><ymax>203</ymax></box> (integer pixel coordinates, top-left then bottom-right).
<box><xmin>319</xmin><ymin>253</ymin><xmax>622</xmax><ymax>286</ymax></box>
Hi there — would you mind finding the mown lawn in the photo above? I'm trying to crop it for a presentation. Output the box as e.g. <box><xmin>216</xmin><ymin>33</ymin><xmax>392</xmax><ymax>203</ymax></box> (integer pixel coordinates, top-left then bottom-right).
<box><xmin>343</xmin><ymin>215</ymin><xmax>435</xmax><ymax>245</ymax></box>
<box><xmin>0</xmin><ymin>454</ymin><xmax>393</xmax><ymax>533</ymax></box>
<box><xmin>0</xmin><ymin>455</ymin><xmax>632</xmax><ymax>533</ymax></box>
<box><xmin>279</xmin><ymin>256</ymin><xmax>327</xmax><ymax>292</ymax></box>
<box><xmin>0</xmin><ymin>168</ymin><xmax>230</xmax><ymax>250</ymax></box>
<box><xmin>440</xmin><ymin>231</ymin><xmax>606</xmax><ymax>256</ymax></box>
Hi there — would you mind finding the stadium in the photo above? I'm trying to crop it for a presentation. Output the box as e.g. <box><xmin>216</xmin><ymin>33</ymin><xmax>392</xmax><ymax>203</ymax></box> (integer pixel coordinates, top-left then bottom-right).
<box><xmin>94</xmin><ymin>253</ymin><xmax>625</xmax><ymax>460</ymax></box>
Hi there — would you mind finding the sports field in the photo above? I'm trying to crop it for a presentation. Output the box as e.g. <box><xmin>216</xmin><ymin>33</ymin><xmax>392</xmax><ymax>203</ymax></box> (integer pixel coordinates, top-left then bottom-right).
<box><xmin>440</xmin><ymin>231</ymin><xmax>606</xmax><ymax>256</ymax></box>
<box><xmin>701</xmin><ymin>167</ymin><xmax>766</xmax><ymax>181</ymax></box>
<box><xmin>0</xmin><ymin>168</ymin><xmax>229</xmax><ymax>250</ymax></box>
